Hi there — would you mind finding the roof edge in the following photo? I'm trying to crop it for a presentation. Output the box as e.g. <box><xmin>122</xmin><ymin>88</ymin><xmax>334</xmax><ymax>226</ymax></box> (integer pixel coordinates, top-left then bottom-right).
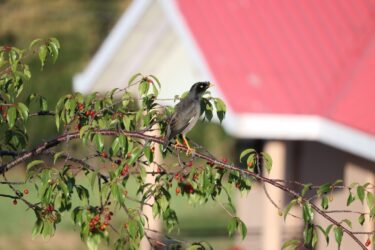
<box><xmin>73</xmin><ymin>0</ymin><xmax>151</xmax><ymax>93</ymax></box>
<box><xmin>224</xmin><ymin>114</ymin><xmax>375</xmax><ymax>162</ymax></box>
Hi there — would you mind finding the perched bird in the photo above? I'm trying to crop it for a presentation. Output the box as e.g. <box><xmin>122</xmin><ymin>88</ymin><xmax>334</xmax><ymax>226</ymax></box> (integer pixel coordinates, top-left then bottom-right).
<box><xmin>163</xmin><ymin>81</ymin><xmax>214</xmax><ymax>154</ymax></box>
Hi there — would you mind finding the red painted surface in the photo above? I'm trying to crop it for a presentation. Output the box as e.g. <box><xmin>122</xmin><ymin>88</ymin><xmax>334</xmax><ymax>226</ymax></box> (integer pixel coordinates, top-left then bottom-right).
<box><xmin>176</xmin><ymin>0</ymin><xmax>375</xmax><ymax>134</ymax></box>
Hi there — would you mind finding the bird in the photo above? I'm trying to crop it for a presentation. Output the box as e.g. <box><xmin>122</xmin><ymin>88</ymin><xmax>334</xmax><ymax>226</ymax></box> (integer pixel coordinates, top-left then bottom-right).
<box><xmin>163</xmin><ymin>81</ymin><xmax>214</xmax><ymax>154</ymax></box>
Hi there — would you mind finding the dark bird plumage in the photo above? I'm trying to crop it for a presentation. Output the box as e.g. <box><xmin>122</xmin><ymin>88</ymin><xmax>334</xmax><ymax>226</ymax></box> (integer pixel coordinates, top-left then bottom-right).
<box><xmin>163</xmin><ymin>82</ymin><xmax>213</xmax><ymax>152</ymax></box>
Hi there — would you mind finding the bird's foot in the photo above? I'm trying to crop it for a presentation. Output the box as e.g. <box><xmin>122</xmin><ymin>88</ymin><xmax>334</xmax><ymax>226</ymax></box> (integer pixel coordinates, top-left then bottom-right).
<box><xmin>186</xmin><ymin>147</ymin><xmax>195</xmax><ymax>156</ymax></box>
<box><xmin>173</xmin><ymin>139</ymin><xmax>183</xmax><ymax>149</ymax></box>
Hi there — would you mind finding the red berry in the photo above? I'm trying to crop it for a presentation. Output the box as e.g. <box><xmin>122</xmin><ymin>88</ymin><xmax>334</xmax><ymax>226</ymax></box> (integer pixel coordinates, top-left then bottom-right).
<box><xmin>90</xmin><ymin>111</ymin><xmax>96</xmax><ymax>117</ymax></box>
<box><xmin>175</xmin><ymin>187</ymin><xmax>181</xmax><ymax>194</ymax></box>
<box><xmin>222</xmin><ymin>157</ymin><xmax>228</xmax><ymax>163</ymax></box>
<box><xmin>85</xmin><ymin>110</ymin><xmax>90</xmax><ymax>116</ymax></box>
<box><xmin>101</xmin><ymin>151</ymin><xmax>108</xmax><ymax>158</ymax></box>
<box><xmin>174</xmin><ymin>173</ymin><xmax>180</xmax><ymax>180</ymax></box>
<box><xmin>23</xmin><ymin>189</ymin><xmax>29</xmax><ymax>195</ymax></box>
<box><xmin>12</xmin><ymin>199</ymin><xmax>17</xmax><ymax>205</ymax></box>
<box><xmin>99</xmin><ymin>224</ymin><xmax>106</xmax><ymax>231</ymax></box>
<box><xmin>365</xmin><ymin>238</ymin><xmax>371</xmax><ymax>247</ymax></box>
<box><xmin>187</xmin><ymin>161</ymin><xmax>193</xmax><ymax>167</ymax></box>
<box><xmin>94</xmin><ymin>214</ymin><xmax>100</xmax><ymax>221</ymax></box>
<box><xmin>247</xmin><ymin>162</ymin><xmax>253</xmax><ymax>168</ymax></box>
<box><xmin>121</xmin><ymin>165</ymin><xmax>129</xmax><ymax>176</ymax></box>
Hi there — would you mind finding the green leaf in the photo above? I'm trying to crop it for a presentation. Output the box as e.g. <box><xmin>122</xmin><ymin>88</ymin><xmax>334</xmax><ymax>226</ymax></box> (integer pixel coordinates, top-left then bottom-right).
<box><xmin>227</xmin><ymin>217</ymin><xmax>237</xmax><ymax>237</ymax></box>
<box><xmin>128</xmin><ymin>73</ymin><xmax>142</xmax><ymax>85</ymax></box>
<box><xmin>302</xmin><ymin>202</ymin><xmax>313</xmax><ymax>223</ymax></box>
<box><xmin>48</xmin><ymin>41</ymin><xmax>59</xmax><ymax>63</ymax></box>
<box><xmin>239</xmin><ymin>219</ymin><xmax>247</xmax><ymax>240</ymax></box>
<box><xmin>138</xmin><ymin>80</ymin><xmax>149</xmax><ymax>96</ymax></box>
<box><xmin>53</xmin><ymin>151</ymin><xmax>64</xmax><ymax>165</ymax></box>
<box><xmin>32</xmin><ymin>219</ymin><xmax>43</xmax><ymax>238</ymax></box>
<box><xmin>149</xmin><ymin>75</ymin><xmax>161</xmax><ymax>88</ymax></box>
<box><xmin>29</xmin><ymin>38</ymin><xmax>42</xmax><ymax>49</ymax></box>
<box><xmin>367</xmin><ymin>191</ymin><xmax>374</xmax><ymax>210</ymax></box>
<box><xmin>38</xmin><ymin>45</ymin><xmax>47</xmax><ymax>68</ymax></box>
<box><xmin>239</xmin><ymin>148</ymin><xmax>255</xmax><ymax>162</ymax></box>
<box><xmin>281</xmin><ymin>239</ymin><xmax>300</xmax><ymax>250</ymax></box>
<box><xmin>111</xmin><ymin>137</ymin><xmax>120</xmax><ymax>156</ymax></box>
<box><xmin>7</xmin><ymin>106</ymin><xmax>17</xmax><ymax>128</ymax></box>
<box><xmin>261</xmin><ymin>152</ymin><xmax>272</xmax><ymax>173</ymax></box>
<box><xmin>93</xmin><ymin>134</ymin><xmax>104</xmax><ymax>152</ymax></box>
<box><xmin>311</xmin><ymin>228</ymin><xmax>318</xmax><ymax>248</ymax></box>
<box><xmin>321</xmin><ymin>196</ymin><xmax>329</xmax><ymax>210</ymax></box>
<box><xmin>333</xmin><ymin>226</ymin><xmax>343</xmax><ymax>247</ymax></box>
<box><xmin>87</xmin><ymin>234</ymin><xmax>101</xmax><ymax>250</ymax></box>
<box><xmin>358</xmin><ymin>213</ymin><xmax>365</xmax><ymax>225</ymax></box>
<box><xmin>357</xmin><ymin>185</ymin><xmax>365</xmax><ymax>204</ymax></box>
<box><xmin>301</xmin><ymin>183</ymin><xmax>312</xmax><ymax>197</ymax></box>
<box><xmin>317</xmin><ymin>183</ymin><xmax>331</xmax><ymax>196</ymax></box>
<box><xmin>79</xmin><ymin>125</ymin><xmax>90</xmax><ymax>138</ymax></box>
<box><xmin>39</xmin><ymin>97</ymin><xmax>48</xmax><ymax>111</ymax></box>
<box><xmin>283</xmin><ymin>199</ymin><xmax>297</xmax><ymax>221</ymax></box>
<box><xmin>341</xmin><ymin>219</ymin><xmax>352</xmax><ymax>228</ymax></box>
<box><xmin>214</xmin><ymin>98</ymin><xmax>226</xmax><ymax>122</ymax></box>
<box><xmin>144</xmin><ymin>145</ymin><xmax>153</xmax><ymax>163</ymax></box>
<box><xmin>347</xmin><ymin>191</ymin><xmax>355</xmax><ymax>206</ymax></box>
<box><xmin>17</xmin><ymin>103</ymin><xmax>29</xmax><ymax>121</ymax></box>
<box><xmin>26</xmin><ymin>160</ymin><xmax>44</xmax><ymax>172</ymax></box>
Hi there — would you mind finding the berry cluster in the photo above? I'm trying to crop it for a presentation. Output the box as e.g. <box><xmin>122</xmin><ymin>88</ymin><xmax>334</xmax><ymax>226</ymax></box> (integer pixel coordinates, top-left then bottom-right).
<box><xmin>89</xmin><ymin>209</ymin><xmax>113</xmax><ymax>232</ymax></box>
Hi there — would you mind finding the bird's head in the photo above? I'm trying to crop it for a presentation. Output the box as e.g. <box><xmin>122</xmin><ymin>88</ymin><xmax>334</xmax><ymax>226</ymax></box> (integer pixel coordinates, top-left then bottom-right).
<box><xmin>189</xmin><ymin>81</ymin><xmax>214</xmax><ymax>98</ymax></box>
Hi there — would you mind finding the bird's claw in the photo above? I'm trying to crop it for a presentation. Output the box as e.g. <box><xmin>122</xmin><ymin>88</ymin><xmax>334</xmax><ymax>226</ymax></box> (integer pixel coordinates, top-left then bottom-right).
<box><xmin>186</xmin><ymin>147</ymin><xmax>195</xmax><ymax>156</ymax></box>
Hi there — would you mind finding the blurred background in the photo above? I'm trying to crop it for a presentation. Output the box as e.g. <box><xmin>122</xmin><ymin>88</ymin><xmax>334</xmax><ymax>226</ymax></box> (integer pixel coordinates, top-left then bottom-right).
<box><xmin>1</xmin><ymin>0</ymin><xmax>375</xmax><ymax>249</ymax></box>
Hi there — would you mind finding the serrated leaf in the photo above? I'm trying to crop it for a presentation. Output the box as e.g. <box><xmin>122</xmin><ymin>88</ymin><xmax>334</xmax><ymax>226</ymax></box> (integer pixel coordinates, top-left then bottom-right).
<box><xmin>53</xmin><ymin>151</ymin><xmax>64</xmax><ymax>164</ymax></box>
<box><xmin>357</xmin><ymin>185</ymin><xmax>365</xmax><ymax>204</ymax></box>
<box><xmin>302</xmin><ymin>202</ymin><xmax>313</xmax><ymax>223</ymax></box>
<box><xmin>318</xmin><ymin>183</ymin><xmax>331</xmax><ymax>196</ymax></box>
<box><xmin>26</xmin><ymin>160</ymin><xmax>44</xmax><ymax>171</ymax></box>
<box><xmin>239</xmin><ymin>148</ymin><xmax>255</xmax><ymax>162</ymax></box>
<box><xmin>111</xmin><ymin>137</ymin><xmax>120</xmax><ymax>156</ymax></box>
<box><xmin>367</xmin><ymin>191</ymin><xmax>374</xmax><ymax>209</ymax></box>
<box><xmin>93</xmin><ymin>134</ymin><xmax>104</xmax><ymax>152</ymax></box>
<box><xmin>227</xmin><ymin>217</ymin><xmax>237</xmax><ymax>237</ymax></box>
<box><xmin>149</xmin><ymin>75</ymin><xmax>161</xmax><ymax>88</ymax></box>
<box><xmin>29</xmin><ymin>38</ymin><xmax>42</xmax><ymax>49</ymax></box>
<box><xmin>321</xmin><ymin>196</ymin><xmax>329</xmax><ymax>210</ymax></box>
<box><xmin>347</xmin><ymin>191</ymin><xmax>355</xmax><ymax>206</ymax></box>
<box><xmin>341</xmin><ymin>219</ymin><xmax>352</xmax><ymax>228</ymax></box>
<box><xmin>239</xmin><ymin>220</ymin><xmax>247</xmax><ymax>240</ymax></box>
<box><xmin>358</xmin><ymin>213</ymin><xmax>365</xmax><ymax>225</ymax></box>
<box><xmin>144</xmin><ymin>145</ymin><xmax>153</xmax><ymax>163</ymax></box>
<box><xmin>17</xmin><ymin>102</ymin><xmax>29</xmax><ymax>121</ymax></box>
<box><xmin>128</xmin><ymin>73</ymin><xmax>142</xmax><ymax>85</ymax></box>
<box><xmin>7</xmin><ymin>106</ymin><xmax>17</xmax><ymax>128</ymax></box>
<box><xmin>38</xmin><ymin>45</ymin><xmax>47</xmax><ymax>68</ymax></box>
<box><xmin>281</xmin><ymin>239</ymin><xmax>300</xmax><ymax>250</ymax></box>
<box><xmin>261</xmin><ymin>152</ymin><xmax>272</xmax><ymax>173</ymax></box>
<box><xmin>284</xmin><ymin>199</ymin><xmax>297</xmax><ymax>221</ymax></box>
<box><xmin>79</xmin><ymin>125</ymin><xmax>90</xmax><ymax>138</ymax></box>
<box><xmin>333</xmin><ymin>227</ymin><xmax>343</xmax><ymax>247</ymax></box>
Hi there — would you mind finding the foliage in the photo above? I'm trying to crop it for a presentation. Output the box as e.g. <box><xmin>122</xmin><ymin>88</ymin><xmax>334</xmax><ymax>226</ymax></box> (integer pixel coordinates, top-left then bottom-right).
<box><xmin>0</xmin><ymin>39</ymin><xmax>374</xmax><ymax>250</ymax></box>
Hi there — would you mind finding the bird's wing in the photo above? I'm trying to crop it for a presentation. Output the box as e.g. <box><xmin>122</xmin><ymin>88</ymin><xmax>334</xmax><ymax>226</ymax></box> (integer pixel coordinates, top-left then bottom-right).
<box><xmin>167</xmin><ymin>99</ymin><xmax>200</xmax><ymax>139</ymax></box>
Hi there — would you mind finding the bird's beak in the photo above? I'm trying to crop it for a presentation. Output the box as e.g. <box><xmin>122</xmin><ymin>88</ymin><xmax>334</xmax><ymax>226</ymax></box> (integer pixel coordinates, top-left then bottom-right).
<box><xmin>209</xmin><ymin>82</ymin><xmax>215</xmax><ymax>88</ymax></box>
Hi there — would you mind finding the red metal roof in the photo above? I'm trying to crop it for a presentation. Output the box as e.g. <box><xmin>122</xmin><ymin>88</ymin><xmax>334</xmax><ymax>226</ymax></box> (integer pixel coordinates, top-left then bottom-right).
<box><xmin>176</xmin><ymin>0</ymin><xmax>375</xmax><ymax>135</ymax></box>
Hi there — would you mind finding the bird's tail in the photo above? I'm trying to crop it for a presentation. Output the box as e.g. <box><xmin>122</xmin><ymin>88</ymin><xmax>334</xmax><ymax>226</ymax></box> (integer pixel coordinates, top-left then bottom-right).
<box><xmin>162</xmin><ymin>136</ymin><xmax>169</xmax><ymax>152</ymax></box>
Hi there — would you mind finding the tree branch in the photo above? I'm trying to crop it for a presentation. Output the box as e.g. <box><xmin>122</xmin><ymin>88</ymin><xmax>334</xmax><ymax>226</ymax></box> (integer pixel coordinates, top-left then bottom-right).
<box><xmin>0</xmin><ymin>129</ymin><xmax>369</xmax><ymax>249</ymax></box>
